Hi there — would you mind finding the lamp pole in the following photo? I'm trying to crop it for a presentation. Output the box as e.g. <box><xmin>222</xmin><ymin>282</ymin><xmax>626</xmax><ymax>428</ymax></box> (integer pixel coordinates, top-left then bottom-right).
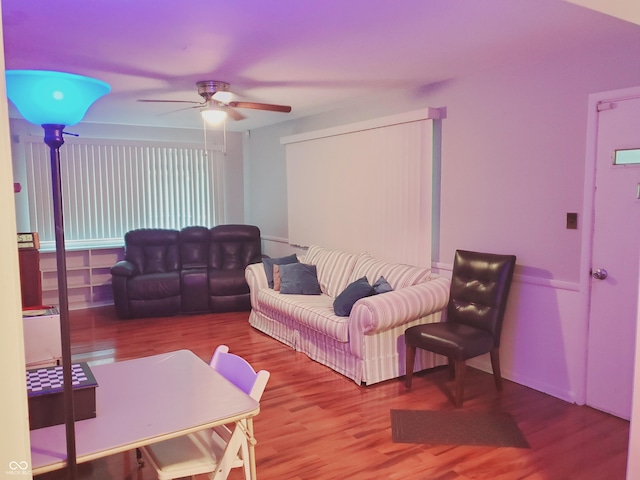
<box><xmin>44</xmin><ymin>123</ymin><xmax>77</xmax><ymax>479</ymax></box>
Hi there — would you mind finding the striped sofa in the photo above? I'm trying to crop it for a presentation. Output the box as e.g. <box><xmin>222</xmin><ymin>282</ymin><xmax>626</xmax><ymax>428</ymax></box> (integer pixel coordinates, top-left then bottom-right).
<box><xmin>245</xmin><ymin>246</ymin><xmax>451</xmax><ymax>385</ymax></box>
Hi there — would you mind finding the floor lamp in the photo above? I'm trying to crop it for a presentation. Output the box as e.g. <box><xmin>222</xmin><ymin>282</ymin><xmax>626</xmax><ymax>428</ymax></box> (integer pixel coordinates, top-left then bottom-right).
<box><xmin>5</xmin><ymin>70</ymin><xmax>110</xmax><ymax>479</ymax></box>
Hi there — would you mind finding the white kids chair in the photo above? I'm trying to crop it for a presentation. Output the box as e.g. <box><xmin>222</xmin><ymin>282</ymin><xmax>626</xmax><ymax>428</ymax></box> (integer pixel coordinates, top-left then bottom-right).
<box><xmin>139</xmin><ymin>345</ymin><xmax>270</xmax><ymax>480</ymax></box>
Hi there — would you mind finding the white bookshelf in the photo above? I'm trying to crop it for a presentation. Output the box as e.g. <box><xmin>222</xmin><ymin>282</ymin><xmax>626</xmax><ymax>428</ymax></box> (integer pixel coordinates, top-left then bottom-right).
<box><xmin>40</xmin><ymin>246</ymin><xmax>124</xmax><ymax>310</ymax></box>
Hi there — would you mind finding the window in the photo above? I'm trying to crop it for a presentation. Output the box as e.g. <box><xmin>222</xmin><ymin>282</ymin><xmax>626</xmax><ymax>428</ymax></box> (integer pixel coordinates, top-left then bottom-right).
<box><xmin>23</xmin><ymin>137</ymin><xmax>225</xmax><ymax>250</ymax></box>
<box><xmin>614</xmin><ymin>148</ymin><xmax>640</xmax><ymax>165</ymax></box>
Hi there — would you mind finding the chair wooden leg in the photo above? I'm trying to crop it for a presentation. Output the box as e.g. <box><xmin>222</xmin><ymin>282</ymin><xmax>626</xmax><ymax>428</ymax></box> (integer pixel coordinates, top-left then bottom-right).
<box><xmin>247</xmin><ymin>417</ymin><xmax>257</xmax><ymax>480</ymax></box>
<box><xmin>447</xmin><ymin>357</ymin><xmax>455</xmax><ymax>379</ymax></box>
<box><xmin>490</xmin><ymin>347</ymin><xmax>503</xmax><ymax>392</ymax></box>
<box><xmin>405</xmin><ymin>345</ymin><xmax>416</xmax><ymax>388</ymax></box>
<box><xmin>454</xmin><ymin>359</ymin><xmax>466</xmax><ymax>408</ymax></box>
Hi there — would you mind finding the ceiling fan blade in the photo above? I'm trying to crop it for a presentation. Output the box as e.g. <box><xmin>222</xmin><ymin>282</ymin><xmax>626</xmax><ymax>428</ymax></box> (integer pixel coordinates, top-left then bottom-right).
<box><xmin>157</xmin><ymin>105</ymin><xmax>202</xmax><ymax>117</ymax></box>
<box><xmin>221</xmin><ymin>105</ymin><xmax>246</xmax><ymax>121</ymax></box>
<box><xmin>138</xmin><ymin>99</ymin><xmax>204</xmax><ymax>105</ymax></box>
<box><xmin>228</xmin><ymin>101</ymin><xmax>292</xmax><ymax>113</ymax></box>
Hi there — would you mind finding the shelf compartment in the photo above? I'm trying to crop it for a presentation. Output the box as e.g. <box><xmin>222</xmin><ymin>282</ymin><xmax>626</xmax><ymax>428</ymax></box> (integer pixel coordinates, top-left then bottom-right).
<box><xmin>39</xmin><ymin>246</ymin><xmax>124</xmax><ymax>310</ymax></box>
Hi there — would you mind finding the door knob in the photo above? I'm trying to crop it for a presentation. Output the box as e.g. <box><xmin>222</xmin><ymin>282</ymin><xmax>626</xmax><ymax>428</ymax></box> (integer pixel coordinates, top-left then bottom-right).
<box><xmin>592</xmin><ymin>268</ymin><xmax>608</xmax><ymax>280</ymax></box>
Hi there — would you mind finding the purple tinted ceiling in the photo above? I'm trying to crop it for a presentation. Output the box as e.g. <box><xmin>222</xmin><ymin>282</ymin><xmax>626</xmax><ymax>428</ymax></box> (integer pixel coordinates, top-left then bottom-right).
<box><xmin>2</xmin><ymin>0</ymin><xmax>638</xmax><ymax>131</ymax></box>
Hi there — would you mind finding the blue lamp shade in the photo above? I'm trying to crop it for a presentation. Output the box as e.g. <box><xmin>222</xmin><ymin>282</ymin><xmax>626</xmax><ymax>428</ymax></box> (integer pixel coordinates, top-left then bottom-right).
<box><xmin>5</xmin><ymin>70</ymin><xmax>111</xmax><ymax>126</ymax></box>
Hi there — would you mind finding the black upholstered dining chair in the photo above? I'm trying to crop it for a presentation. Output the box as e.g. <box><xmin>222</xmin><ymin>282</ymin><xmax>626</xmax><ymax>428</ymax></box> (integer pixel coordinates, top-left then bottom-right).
<box><xmin>404</xmin><ymin>249</ymin><xmax>516</xmax><ymax>407</ymax></box>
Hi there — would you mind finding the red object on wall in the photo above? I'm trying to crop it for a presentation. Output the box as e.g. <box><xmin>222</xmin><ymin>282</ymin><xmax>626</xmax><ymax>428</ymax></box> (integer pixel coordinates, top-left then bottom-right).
<box><xmin>14</xmin><ymin>182</ymin><xmax>21</xmax><ymax>193</ymax></box>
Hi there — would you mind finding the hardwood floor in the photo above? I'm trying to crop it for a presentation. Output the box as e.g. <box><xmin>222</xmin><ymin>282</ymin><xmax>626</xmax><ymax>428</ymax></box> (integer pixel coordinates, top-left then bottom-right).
<box><xmin>36</xmin><ymin>306</ymin><xmax>630</xmax><ymax>480</ymax></box>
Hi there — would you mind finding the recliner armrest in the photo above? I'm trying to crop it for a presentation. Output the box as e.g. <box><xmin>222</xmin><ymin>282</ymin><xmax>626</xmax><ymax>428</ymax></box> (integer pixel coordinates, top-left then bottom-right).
<box><xmin>110</xmin><ymin>260</ymin><xmax>138</xmax><ymax>277</ymax></box>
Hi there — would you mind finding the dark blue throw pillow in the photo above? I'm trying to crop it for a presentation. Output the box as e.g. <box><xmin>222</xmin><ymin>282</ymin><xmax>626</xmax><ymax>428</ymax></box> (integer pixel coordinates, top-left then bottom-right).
<box><xmin>373</xmin><ymin>276</ymin><xmax>393</xmax><ymax>294</ymax></box>
<box><xmin>279</xmin><ymin>263</ymin><xmax>322</xmax><ymax>295</ymax></box>
<box><xmin>333</xmin><ymin>276</ymin><xmax>375</xmax><ymax>317</ymax></box>
<box><xmin>263</xmin><ymin>254</ymin><xmax>299</xmax><ymax>288</ymax></box>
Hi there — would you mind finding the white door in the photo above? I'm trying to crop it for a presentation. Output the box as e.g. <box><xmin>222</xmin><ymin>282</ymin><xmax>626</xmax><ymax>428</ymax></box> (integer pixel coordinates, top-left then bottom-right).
<box><xmin>586</xmin><ymin>96</ymin><xmax>640</xmax><ymax>420</ymax></box>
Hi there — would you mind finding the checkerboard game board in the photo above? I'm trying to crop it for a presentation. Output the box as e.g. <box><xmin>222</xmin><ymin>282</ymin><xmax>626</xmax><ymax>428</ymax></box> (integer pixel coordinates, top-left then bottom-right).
<box><xmin>26</xmin><ymin>363</ymin><xmax>97</xmax><ymax>395</ymax></box>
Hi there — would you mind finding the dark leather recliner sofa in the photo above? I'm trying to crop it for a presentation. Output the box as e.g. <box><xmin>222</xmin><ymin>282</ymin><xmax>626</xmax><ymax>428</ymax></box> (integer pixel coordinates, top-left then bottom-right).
<box><xmin>110</xmin><ymin>224</ymin><xmax>262</xmax><ymax>319</ymax></box>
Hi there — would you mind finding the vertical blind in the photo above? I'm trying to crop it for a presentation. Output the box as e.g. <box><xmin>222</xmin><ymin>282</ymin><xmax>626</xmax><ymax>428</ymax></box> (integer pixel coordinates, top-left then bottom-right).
<box><xmin>282</xmin><ymin>111</ymin><xmax>436</xmax><ymax>267</ymax></box>
<box><xmin>23</xmin><ymin>138</ymin><xmax>225</xmax><ymax>249</ymax></box>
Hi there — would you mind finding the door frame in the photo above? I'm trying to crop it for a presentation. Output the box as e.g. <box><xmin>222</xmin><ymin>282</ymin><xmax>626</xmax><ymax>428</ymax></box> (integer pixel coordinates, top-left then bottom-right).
<box><xmin>579</xmin><ymin>85</ymin><xmax>640</xmax><ymax>406</ymax></box>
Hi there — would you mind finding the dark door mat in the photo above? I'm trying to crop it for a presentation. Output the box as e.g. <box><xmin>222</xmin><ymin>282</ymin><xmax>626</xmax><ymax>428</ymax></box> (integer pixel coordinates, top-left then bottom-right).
<box><xmin>390</xmin><ymin>409</ymin><xmax>530</xmax><ymax>448</ymax></box>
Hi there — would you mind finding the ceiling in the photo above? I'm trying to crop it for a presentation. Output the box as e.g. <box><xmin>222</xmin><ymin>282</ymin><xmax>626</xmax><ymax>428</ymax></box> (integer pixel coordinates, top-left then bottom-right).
<box><xmin>2</xmin><ymin>0</ymin><xmax>639</xmax><ymax>132</ymax></box>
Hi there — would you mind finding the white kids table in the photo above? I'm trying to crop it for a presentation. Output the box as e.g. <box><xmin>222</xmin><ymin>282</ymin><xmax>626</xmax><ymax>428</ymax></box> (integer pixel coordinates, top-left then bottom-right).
<box><xmin>29</xmin><ymin>349</ymin><xmax>260</xmax><ymax>478</ymax></box>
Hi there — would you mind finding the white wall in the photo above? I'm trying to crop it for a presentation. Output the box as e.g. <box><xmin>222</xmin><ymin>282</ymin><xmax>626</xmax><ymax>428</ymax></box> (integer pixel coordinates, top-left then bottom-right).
<box><xmin>244</xmin><ymin>33</ymin><xmax>640</xmax><ymax>404</ymax></box>
<box><xmin>0</xmin><ymin>1</ymin><xmax>33</xmax><ymax>474</ymax></box>
<box><xmin>243</xmin><ymin>126</ymin><xmax>293</xmax><ymax>240</ymax></box>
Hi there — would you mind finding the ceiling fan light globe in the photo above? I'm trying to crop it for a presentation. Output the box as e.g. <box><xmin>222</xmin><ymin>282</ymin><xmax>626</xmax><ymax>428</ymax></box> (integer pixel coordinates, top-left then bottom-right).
<box><xmin>212</xmin><ymin>91</ymin><xmax>233</xmax><ymax>103</ymax></box>
<box><xmin>201</xmin><ymin>109</ymin><xmax>227</xmax><ymax>125</ymax></box>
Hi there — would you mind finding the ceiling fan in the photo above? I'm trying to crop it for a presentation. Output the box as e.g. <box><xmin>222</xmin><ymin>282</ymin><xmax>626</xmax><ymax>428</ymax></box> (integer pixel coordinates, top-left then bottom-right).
<box><xmin>138</xmin><ymin>80</ymin><xmax>292</xmax><ymax>123</ymax></box>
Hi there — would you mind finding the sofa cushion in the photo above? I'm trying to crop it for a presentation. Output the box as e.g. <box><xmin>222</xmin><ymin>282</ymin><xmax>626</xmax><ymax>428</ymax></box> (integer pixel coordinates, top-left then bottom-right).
<box><xmin>279</xmin><ymin>263</ymin><xmax>322</xmax><ymax>295</ymax></box>
<box><xmin>333</xmin><ymin>277</ymin><xmax>375</xmax><ymax>317</ymax></box>
<box><xmin>209</xmin><ymin>270</ymin><xmax>250</xmax><ymax>296</ymax></box>
<box><xmin>263</xmin><ymin>254</ymin><xmax>299</xmax><ymax>288</ymax></box>
<box><xmin>209</xmin><ymin>224</ymin><xmax>262</xmax><ymax>270</ymax></box>
<box><xmin>349</xmin><ymin>254</ymin><xmax>431</xmax><ymax>290</ymax></box>
<box><xmin>124</xmin><ymin>229</ymin><xmax>181</xmax><ymax>275</ymax></box>
<box><xmin>180</xmin><ymin>226</ymin><xmax>210</xmax><ymax>269</ymax></box>
<box><xmin>128</xmin><ymin>272</ymin><xmax>181</xmax><ymax>300</ymax></box>
<box><xmin>303</xmin><ymin>246</ymin><xmax>358</xmax><ymax>298</ymax></box>
<box><xmin>256</xmin><ymin>289</ymin><xmax>349</xmax><ymax>342</ymax></box>
<box><xmin>211</xmin><ymin>242</ymin><xmax>252</xmax><ymax>270</ymax></box>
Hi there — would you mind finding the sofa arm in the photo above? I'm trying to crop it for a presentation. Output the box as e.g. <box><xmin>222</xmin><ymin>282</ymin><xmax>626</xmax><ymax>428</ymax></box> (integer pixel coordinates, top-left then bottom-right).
<box><xmin>349</xmin><ymin>276</ymin><xmax>450</xmax><ymax>337</ymax></box>
<box><xmin>110</xmin><ymin>260</ymin><xmax>138</xmax><ymax>277</ymax></box>
<box><xmin>245</xmin><ymin>262</ymin><xmax>268</xmax><ymax>310</ymax></box>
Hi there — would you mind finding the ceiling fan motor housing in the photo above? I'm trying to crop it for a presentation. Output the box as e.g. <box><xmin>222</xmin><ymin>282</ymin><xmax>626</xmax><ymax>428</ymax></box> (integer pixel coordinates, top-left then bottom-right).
<box><xmin>196</xmin><ymin>80</ymin><xmax>230</xmax><ymax>101</ymax></box>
